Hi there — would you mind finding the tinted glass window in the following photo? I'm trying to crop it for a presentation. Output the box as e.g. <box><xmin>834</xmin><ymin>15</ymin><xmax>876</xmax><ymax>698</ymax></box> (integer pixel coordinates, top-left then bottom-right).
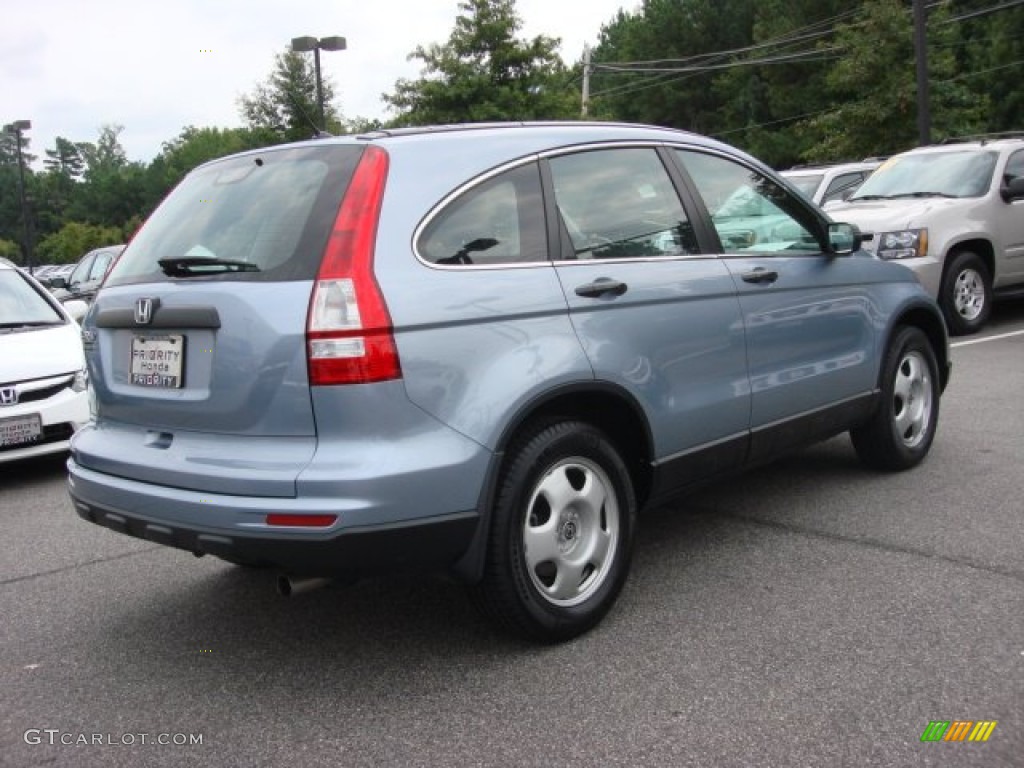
<box><xmin>418</xmin><ymin>163</ymin><xmax>547</xmax><ymax>266</ymax></box>
<box><xmin>675</xmin><ymin>150</ymin><xmax>821</xmax><ymax>253</ymax></box>
<box><xmin>854</xmin><ymin>150</ymin><xmax>997</xmax><ymax>199</ymax></box>
<box><xmin>0</xmin><ymin>271</ymin><xmax>64</xmax><ymax>326</ymax></box>
<box><xmin>89</xmin><ymin>250</ymin><xmax>117</xmax><ymax>282</ymax></box>
<box><xmin>106</xmin><ymin>145</ymin><xmax>363</xmax><ymax>285</ymax></box>
<box><xmin>1004</xmin><ymin>149</ymin><xmax>1024</xmax><ymax>182</ymax></box>
<box><xmin>786</xmin><ymin>174</ymin><xmax>824</xmax><ymax>200</ymax></box>
<box><xmin>548</xmin><ymin>148</ymin><xmax>698</xmax><ymax>260</ymax></box>
<box><xmin>68</xmin><ymin>254</ymin><xmax>93</xmax><ymax>287</ymax></box>
<box><xmin>822</xmin><ymin>172</ymin><xmax>865</xmax><ymax>204</ymax></box>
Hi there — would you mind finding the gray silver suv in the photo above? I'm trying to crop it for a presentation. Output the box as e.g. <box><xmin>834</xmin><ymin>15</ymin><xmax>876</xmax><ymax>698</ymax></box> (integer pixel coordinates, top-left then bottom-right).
<box><xmin>68</xmin><ymin>123</ymin><xmax>950</xmax><ymax>641</ymax></box>
<box><xmin>826</xmin><ymin>137</ymin><xmax>1024</xmax><ymax>334</ymax></box>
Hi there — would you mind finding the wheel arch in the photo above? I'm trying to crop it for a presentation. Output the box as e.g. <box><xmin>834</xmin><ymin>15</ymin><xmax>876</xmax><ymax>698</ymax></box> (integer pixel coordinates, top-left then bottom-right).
<box><xmin>944</xmin><ymin>238</ymin><xmax>995</xmax><ymax>282</ymax></box>
<box><xmin>451</xmin><ymin>381</ymin><xmax>655</xmax><ymax>584</ymax></box>
<box><xmin>886</xmin><ymin>303</ymin><xmax>951</xmax><ymax>393</ymax></box>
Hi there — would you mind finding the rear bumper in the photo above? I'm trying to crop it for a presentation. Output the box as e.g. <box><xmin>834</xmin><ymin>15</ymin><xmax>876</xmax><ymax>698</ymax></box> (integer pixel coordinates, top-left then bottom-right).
<box><xmin>67</xmin><ymin>458</ymin><xmax>480</xmax><ymax>576</ymax></box>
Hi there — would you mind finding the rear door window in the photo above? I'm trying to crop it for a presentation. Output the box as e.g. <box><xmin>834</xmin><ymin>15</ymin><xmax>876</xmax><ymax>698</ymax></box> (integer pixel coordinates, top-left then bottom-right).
<box><xmin>106</xmin><ymin>145</ymin><xmax>364</xmax><ymax>285</ymax></box>
<box><xmin>548</xmin><ymin>148</ymin><xmax>699</xmax><ymax>260</ymax></box>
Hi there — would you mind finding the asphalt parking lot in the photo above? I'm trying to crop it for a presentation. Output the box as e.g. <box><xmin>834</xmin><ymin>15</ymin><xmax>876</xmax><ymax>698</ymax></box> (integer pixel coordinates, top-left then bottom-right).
<box><xmin>1</xmin><ymin>303</ymin><xmax>1022</xmax><ymax>768</ymax></box>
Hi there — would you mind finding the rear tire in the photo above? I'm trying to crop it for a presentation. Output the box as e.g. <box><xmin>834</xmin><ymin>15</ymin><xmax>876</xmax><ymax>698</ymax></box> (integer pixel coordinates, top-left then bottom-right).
<box><xmin>471</xmin><ymin>420</ymin><xmax>637</xmax><ymax>642</ymax></box>
<box><xmin>941</xmin><ymin>251</ymin><xmax>991</xmax><ymax>335</ymax></box>
<box><xmin>851</xmin><ymin>326</ymin><xmax>940</xmax><ymax>471</ymax></box>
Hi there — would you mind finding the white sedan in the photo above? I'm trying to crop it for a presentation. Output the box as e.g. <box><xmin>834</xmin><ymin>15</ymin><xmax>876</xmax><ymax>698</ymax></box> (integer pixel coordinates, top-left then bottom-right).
<box><xmin>0</xmin><ymin>258</ymin><xmax>91</xmax><ymax>463</ymax></box>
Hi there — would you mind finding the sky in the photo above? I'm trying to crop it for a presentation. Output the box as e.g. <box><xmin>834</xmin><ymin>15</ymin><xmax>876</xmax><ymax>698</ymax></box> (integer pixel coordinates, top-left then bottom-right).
<box><xmin>1</xmin><ymin>0</ymin><xmax>633</xmax><ymax>169</ymax></box>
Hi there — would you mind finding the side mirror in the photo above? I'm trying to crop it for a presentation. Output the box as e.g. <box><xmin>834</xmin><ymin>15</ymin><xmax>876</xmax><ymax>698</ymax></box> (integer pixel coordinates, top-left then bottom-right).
<box><xmin>63</xmin><ymin>299</ymin><xmax>89</xmax><ymax>322</ymax></box>
<box><xmin>828</xmin><ymin>222</ymin><xmax>863</xmax><ymax>255</ymax></box>
<box><xmin>50</xmin><ymin>276</ymin><xmax>68</xmax><ymax>289</ymax></box>
<box><xmin>1000</xmin><ymin>176</ymin><xmax>1024</xmax><ymax>202</ymax></box>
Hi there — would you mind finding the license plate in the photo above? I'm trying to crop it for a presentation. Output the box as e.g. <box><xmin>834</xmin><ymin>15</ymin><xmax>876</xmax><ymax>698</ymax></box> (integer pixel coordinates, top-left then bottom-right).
<box><xmin>0</xmin><ymin>413</ymin><xmax>42</xmax><ymax>447</ymax></box>
<box><xmin>130</xmin><ymin>335</ymin><xmax>185</xmax><ymax>388</ymax></box>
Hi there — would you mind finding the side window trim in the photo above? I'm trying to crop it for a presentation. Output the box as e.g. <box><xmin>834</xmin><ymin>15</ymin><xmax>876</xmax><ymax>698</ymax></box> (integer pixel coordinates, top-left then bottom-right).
<box><xmin>655</xmin><ymin>144</ymin><xmax>722</xmax><ymax>254</ymax></box>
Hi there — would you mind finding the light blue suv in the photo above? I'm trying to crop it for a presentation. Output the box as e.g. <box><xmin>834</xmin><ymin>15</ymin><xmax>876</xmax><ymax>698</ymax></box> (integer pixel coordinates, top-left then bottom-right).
<box><xmin>68</xmin><ymin>123</ymin><xmax>950</xmax><ymax>641</ymax></box>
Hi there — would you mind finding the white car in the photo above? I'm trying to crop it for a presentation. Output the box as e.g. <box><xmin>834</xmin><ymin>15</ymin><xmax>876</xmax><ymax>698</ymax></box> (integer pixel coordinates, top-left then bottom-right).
<box><xmin>826</xmin><ymin>138</ymin><xmax>1024</xmax><ymax>334</ymax></box>
<box><xmin>781</xmin><ymin>161</ymin><xmax>880</xmax><ymax>206</ymax></box>
<box><xmin>0</xmin><ymin>258</ymin><xmax>91</xmax><ymax>463</ymax></box>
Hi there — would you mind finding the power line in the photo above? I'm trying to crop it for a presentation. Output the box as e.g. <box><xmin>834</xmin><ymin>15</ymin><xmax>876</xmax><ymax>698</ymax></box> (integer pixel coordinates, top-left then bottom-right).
<box><xmin>593</xmin><ymin>47</ymin><xmax>843</xmax><ymax>74</ymax></box>
<box><xmin>937</xmin><ymin>0</ymin><xmax>1024</xmax><ymax>24</ymax></box>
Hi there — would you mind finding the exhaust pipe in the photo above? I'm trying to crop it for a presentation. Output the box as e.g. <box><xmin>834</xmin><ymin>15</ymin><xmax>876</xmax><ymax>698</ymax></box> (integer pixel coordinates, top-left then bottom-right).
<box><xmin>277</xmin><ymin>575</ymin><xmax>333</xmax><ymax>597</ymax></box>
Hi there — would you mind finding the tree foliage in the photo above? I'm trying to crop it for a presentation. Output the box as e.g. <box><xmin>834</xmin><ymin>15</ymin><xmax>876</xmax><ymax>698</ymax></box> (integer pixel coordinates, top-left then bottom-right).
<box><xmin>239</xmin><ymin>50</ymin><xmax>340</xmax><ymax>141</ymax></box>
<box><xmin>3</xmin><ymin>0</ymin><xmax>1024</xmax><ymax>270</ymax></box>
<box><xmin>382</xmin><ymin>0</ymin><xmax>579</xmax><ymax>124</ymax></box>
<box><xmin>35</xmin><ymin>221</ymin><xmax>125</xmax><ymax>264</ymax></box>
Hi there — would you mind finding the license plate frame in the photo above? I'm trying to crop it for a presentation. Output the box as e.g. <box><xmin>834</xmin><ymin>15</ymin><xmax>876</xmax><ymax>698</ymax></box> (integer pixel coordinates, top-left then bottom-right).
<box><xmin>130</xmin><ymin>334</ymin><xmax>185</xmax><ymax>389</ymax></box>
<box><xmin>0</xmin><ymin>413</ymin><xmax>42</xmax><ymax>448</ymax></box>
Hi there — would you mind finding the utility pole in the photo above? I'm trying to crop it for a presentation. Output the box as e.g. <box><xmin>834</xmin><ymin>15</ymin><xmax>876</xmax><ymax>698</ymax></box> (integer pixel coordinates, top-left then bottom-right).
<box><xmin>581</xmin><ymin>44</ymin><xmax>591</xmax><ymax>118</ymax></box>
<box><xmin>913</xmin><ymin>0</ymin><xmax>931</xmax><ymax>145</ymax></box>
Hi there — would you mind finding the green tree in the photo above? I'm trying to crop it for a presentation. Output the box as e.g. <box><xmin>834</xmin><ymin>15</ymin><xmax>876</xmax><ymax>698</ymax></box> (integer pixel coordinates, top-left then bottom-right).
<box><xmin>797</xmin><ymin>0</ymin><xmax>985</xmax><ymax>160</ymax></box>
<box><xmin>145</xmin><ymin>125</ymin><xmax>272</xmax><ymax>205</ymax></box>
<box><xmin>44</xmin><ymin>137</ymin><xmax>85</xmax><ymax>178</ymax></box>
<box><xmin>0</xmin><ymin>238</ymin><xmax>20</xmax><ymax>261</ymax></box>
<box><xmin>955</xmin><ymin>1</ymin><xmax>1024</xmax><ymax>134</ymax></box>
<box><xmin>589</xmin><ymin>0</ymin><xmax>757</xmax><ymax>134</ymax></box>
<box><xmin>66</xmin><ymin>125</ymin><xmax>149</xmax><ymax>230</ymax></box>
<box><xmin>382</xmin><ymin>0</ymin><xmax>579</xmax><ymax>124</ymax></box>
<box><xmin>711</xmin><ymin>0</ymin><xmax>854</xmax><ymax>167</ymax></box>
<box><xmin>239</xmin><ymin>50</ymin><xmax>340</xmax><ymax>141</ymax></box>
<box><xmin>35</xmin><ymin>221</ymin><xmax>124</xmax><ymax>264</ymax></box>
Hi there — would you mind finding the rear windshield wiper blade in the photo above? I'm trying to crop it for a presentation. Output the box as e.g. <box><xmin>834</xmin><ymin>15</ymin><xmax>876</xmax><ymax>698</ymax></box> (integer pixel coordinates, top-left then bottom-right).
<box><xmin>0</xmin><ymin>321</ymin><xmax>63</xmax><ymax>331</ymax></box>
<box><xmin>158</xmin><ymin>257</ymin><xmax>261</xmax><ymax>277</ymax></box>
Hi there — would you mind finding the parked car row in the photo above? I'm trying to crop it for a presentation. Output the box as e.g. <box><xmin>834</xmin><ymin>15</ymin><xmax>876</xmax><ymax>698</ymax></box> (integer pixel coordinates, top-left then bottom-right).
<box><xmin>781</xmin><ymin>159</ymin><xmax>882</xmax><ymax>206</ymax></box>
<box><xmin>63</xmin><ymin>122</ymin><xmax>950</xmax><ymax>642</ymax></box>
<box><xmin>33</xmin><ymin>245</ymin><xmax>125</xmax><ymax>304</ymax></box>
<box><xmin>780</xmin><ymin>136</ymin><xmax>1024</xmax><ymax>335</ymax></box>
<box><xmin>0</xmin><ymin>258</ymin><xmax>91</xmax><ymax>464</ymax></box>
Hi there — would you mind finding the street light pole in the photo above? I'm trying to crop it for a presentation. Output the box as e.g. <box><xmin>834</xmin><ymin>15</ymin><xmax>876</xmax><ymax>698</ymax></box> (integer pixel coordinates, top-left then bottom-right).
<box><xmin>3</xmin><ymin>120</ymin><xmax>33</xmax><ymax>274</ymax></box>
<box><xmin>290</xmin><ymin>35</ymin><xmax>347</xmax><ymax>134</ymax></box>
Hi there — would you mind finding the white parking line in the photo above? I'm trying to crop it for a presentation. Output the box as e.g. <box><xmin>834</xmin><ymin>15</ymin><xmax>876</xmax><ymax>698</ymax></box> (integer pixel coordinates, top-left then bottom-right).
<box><xmin>951</xmin><ymin>329</ymin><xmax>1024</xmax><ymax>348</ymax></box>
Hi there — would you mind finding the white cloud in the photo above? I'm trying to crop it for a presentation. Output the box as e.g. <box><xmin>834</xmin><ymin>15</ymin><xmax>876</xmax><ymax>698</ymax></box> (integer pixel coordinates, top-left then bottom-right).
<box><xmin>2</xmin><ymin>0</ymin><xmax>632</xmax><ymax>166</ymax></box>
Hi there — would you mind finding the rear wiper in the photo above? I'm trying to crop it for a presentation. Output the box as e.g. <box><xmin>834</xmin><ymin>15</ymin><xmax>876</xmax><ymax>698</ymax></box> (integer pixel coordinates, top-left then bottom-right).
<box><xmin>158</xmin><ymin>257</ymin><xmax>260</xmax><ymax>277</ymax></box>
<box><xmin>0</xmin><ymin>321</ymin><xmax>63</xmax><ymax>331</ymax></box>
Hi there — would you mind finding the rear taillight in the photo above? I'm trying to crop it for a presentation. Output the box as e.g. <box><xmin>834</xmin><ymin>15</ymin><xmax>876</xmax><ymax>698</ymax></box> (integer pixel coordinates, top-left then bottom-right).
<box><xmin>307</xmin><ymin>145</ymin><xmax>401</xmax><ymax>385</ymax></box>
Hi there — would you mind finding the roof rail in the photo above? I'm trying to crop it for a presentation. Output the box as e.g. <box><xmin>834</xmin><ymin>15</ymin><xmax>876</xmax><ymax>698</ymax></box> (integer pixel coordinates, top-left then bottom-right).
<box><xmin>939</xmin><ymin>131</ymin><xmax>1024</xmax><ymax>145</ymax></box>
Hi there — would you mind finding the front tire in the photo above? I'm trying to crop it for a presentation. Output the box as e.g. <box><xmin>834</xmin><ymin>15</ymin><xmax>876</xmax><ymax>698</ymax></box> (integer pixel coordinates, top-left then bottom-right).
<box><xmin>941</xmin><ymin>251</ymin><xmax>991</xmax><ymax>335</ymax></box>
<box><xmin>471</xmin><ymin>421</ymin><xmax>637</xmax><ymax>642</ymax></box>
<box><xmin>851</xmin><ymin>326</ymin><xmax>940</xmax><ymax>471</ymax></box>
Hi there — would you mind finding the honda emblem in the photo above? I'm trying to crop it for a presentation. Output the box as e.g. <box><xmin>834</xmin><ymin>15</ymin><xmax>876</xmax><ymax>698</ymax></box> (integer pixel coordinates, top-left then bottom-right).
<box><xmin>0</xmin><ymin>387</ymin><xmax>17</xmax><ymax>406</ymax></box>
<box><xmin>134</xmin><ymin>298</ymin><xmax>158</xmax><ymax>325</ymax></box>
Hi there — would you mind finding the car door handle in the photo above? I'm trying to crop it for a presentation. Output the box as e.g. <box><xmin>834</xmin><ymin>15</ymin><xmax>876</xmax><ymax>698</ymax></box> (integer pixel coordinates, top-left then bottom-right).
<box><xmin>575</xmin><ymin>279</ymin><xmax>628</xmax><ymax>298</ymax></box>
<box><xmin>740</xmin><ymin>268</ymin><xmax>779</xmax><ymax>285</ymax></box>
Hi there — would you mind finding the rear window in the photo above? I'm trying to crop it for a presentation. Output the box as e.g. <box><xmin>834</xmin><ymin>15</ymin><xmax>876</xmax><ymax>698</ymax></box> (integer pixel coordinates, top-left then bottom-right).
<box><xmin>106</xmin><ymin>144</ymin><xmax>365</xmax><ymax>286</ymax></box>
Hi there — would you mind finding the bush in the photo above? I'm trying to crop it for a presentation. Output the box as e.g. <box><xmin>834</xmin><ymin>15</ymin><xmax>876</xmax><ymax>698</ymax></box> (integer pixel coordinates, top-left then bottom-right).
<box><xmin>35</xmin><ymin>221</ymin><xmax>123</xmax><ymax>264</ymax></box>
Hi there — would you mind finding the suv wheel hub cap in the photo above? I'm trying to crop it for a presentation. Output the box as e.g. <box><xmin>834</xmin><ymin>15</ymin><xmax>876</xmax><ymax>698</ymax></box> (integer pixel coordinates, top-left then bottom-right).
<box><xmin>953</xmin><ymin>268</ymin><xmax>985</xmax><ymax>320</ymax></box>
